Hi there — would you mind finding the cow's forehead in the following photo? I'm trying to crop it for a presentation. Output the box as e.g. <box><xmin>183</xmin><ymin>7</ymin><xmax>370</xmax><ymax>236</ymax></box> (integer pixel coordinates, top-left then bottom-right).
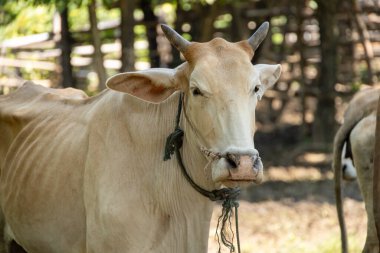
<box><xmin>186</xmin><ymin>38</ymin><xmax>257</xmax><ymax>92</ymax></box>
<box><xmin>184</xmin><ymin>38</ymin><xmax>253</xmax><ymax>63</ymax></box>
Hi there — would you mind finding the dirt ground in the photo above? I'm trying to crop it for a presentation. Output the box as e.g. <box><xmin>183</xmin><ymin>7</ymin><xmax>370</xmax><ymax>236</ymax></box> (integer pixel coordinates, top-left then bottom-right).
<box><xmin>207</xmin><ymin>123</ymin><xmax>368</xmax><ymax>253</ymax></box>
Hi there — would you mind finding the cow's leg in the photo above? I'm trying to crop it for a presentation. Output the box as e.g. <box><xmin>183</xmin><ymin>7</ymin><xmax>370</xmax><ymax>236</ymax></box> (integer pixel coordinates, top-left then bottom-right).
<box><xmin>0</xmin><ymin>212</ymin><xmax>6</xmax><ymax>253</ymax></box>
<box><xmin>351</xmin><ymin>115</ymin><xmax>379</xmax><ymax>253</ymax></box>
<box><xmin>357</xmin><ymin>162</ymin><xmax>378</xmax><ymax>253</ymax></box>
<box><xmin>3</xmin><ymin>224</ymin><xmax>24</xmax><ymax>253</ymax></box>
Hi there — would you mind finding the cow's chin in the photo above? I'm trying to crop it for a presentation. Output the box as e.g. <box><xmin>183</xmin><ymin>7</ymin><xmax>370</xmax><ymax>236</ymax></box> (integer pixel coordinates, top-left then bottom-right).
<box><xmin>210</xmin><ymin>159</ymin><xmax>264</xmax><ymax>189</ymax></box>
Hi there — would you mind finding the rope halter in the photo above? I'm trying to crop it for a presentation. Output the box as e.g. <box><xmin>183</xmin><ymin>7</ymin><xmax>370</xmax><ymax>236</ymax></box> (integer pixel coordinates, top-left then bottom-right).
<box><xmin>164</xmin><ymin>93</ymin><xmax>242</xmax><ymax>253</ymax></box>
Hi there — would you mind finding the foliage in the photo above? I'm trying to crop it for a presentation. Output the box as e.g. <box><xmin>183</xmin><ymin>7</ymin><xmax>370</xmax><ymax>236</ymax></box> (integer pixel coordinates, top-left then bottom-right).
<box><xmin>0</xmin><ymin>0</ymin><xmax>86</xmax><ymax>12</ymax></box>
<box><xmin>0</xmin><ymin>1</ymin><xmax>25</xmax><ymax>27</ymax></box>
<box><xmin>20</xmin><ymin>68</ymin><xmax>52</xmax><ymax>81</ymax></box>
<box><xmin>213</xmin><ymin>13</ymin><xmax>232</xmax><ymax>29</ymax></box>
<box><xmin>0</xmin><ymin>2</ymin><xmax>54</xmax><ymax>39</ymax></box>
<box><xmin>68</xmin><ymin>2</ymin><xmax>120</xmax><ymax>32</ymax></box>
<box><xmin>0</xmin><ymin>0</ymin><xmax>121</xmax><ymax>40</ymax></box>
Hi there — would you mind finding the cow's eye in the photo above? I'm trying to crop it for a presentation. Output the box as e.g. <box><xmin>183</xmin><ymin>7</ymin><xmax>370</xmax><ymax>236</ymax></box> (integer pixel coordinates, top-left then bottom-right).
<box><xmin>192</xmin><ymin>87</ymin><xmax>203</xmax><ymax>96</ymax></box>
<box><xmin>253</xmin><ymin>84</ymin><xmax>263</xmax><ymax>100</ymax></box>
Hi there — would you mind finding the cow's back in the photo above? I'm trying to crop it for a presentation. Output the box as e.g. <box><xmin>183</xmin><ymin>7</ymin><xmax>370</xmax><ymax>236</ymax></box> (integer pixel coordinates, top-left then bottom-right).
<box><xmin>343</xmin><ymin>87</ymin><xmax>380</xmax><ymax>123</ymax></box>
<box><xmin>0</xmin><ymin>82</ymin><xmax>89</xmax><ymax>253</ymax></box>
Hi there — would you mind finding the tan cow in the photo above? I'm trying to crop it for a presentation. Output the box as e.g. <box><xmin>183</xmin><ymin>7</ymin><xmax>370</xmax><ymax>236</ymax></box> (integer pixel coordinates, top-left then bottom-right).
<box><xmin>0</xmin><ymin>23</ymin><xmax>281</xmax><ymax>253</ymax></box>
<box><xmin>334</xmin><ymin>87</ymin><xmax>380</xmax><ymax>253</ymax></box>
<box><xmin>373</xmin><ymin>92</ymin><xmax>380</xmax><ymax>252</ymax></box>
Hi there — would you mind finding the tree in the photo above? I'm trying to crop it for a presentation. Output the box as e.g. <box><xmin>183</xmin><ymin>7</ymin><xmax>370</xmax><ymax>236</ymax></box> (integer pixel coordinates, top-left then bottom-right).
<box><xmin>88</xmin><ymin>0</ymin><xmax>107</xmax><ymax>90</ymax></box>
<box><xmin>140</xmin><ymin>0</ymin><xmax>159</xmax><ymax>68</ymax></box>
<box><xmin>313</xmin><ymin>0</ymin><xmax>341</xmax><ymax>146</ymax></box>
<box><xmin>56</xmin><ymin>5</ymin><xmax>76</xmax><ymax>88</ymax></box>
<box><xmin>120</xmin><ymin>0</ymin><xmax>137</xmax><ymax>72</ymax></box>
<box><xmin>17</xmin><ymin>0</ymin><xmax>78</xmax><ymax>88</ymax></box>
<box><xmin>352</xmin><ymin>0</ymin><xmax>376</xmax><ymax>84</ymax></box>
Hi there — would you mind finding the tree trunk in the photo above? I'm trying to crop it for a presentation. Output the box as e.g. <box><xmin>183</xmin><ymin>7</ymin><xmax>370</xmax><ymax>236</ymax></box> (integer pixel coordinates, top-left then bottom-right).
<box><xmin>120</xmin><ymin>0</ymin><xmax>136</xmax><ymax>72</ymax></box>
<box><xmin>169</xmin><ymin>4</ymin><xmax>183</xmax><ymax>68</ymax></box>
<box><xmin>229</xmin><ymin>3</ymin><xmax>248</xmax><ymax>41</ymax></box>
<box><xmin>57</xmin><ymin>7</ymin><xmax>75</xmax><ymax>88</ymax></box>
<box><xmin>141</xmin><ymin>0</ymin><xmax>159</xmax><ymax>68</ymax></box>
<box><xmin>250</xmin><ymin>0</ymin><xmax>271</xmax><ymax>64</ymax></box>
<box><xmin>296</xmin><ymin>0</ymin><xmax>307</xmax><ymax>131</ymax></box>
<box><xmin>199</xmin><ymin>3</ymin><xmax>218</xmax><ymax>42</ymax></box>
<box><xmin>88</xmin><ymin>0</ymin><xmax>107</xmax><ymax>90</ymax></box>
<box><xmin>313</xmin><ymin>0</ymin><xmax>340</xmax><ymax>147</ymax></box>
<box><xmin>352</xmin><ymin>0</ymin><xmax>376</xmax><ymax>84</ymax></box>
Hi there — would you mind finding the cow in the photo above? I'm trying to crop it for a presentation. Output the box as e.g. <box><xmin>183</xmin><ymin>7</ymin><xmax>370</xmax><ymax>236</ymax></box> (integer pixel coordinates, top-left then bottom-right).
<box><xmin>0</xmin><ymin>23</ymin><xmax>281</xmax><ymax>253</ymax></box>
<box><xmin>333</xmin><ymin>87</ymin><xmax>380</xmax><ymax>253</ymax></box>
<box><xmin>373</xmin><ymin>92</ymin><xmax>380</xmax><ymax>253</ymax></box>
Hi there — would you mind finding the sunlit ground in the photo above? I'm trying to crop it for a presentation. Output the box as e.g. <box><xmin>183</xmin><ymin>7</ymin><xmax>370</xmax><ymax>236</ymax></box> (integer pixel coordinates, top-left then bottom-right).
<box><xmin>208</xmin><ymin>166</ymin><xmax>366</xmax><ymax>253</ymax></box>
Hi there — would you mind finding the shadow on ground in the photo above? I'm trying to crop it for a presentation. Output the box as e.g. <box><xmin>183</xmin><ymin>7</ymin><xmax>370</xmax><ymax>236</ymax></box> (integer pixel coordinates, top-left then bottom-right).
<box><xmin>242</xmin><ymin>178</ymin><xmax>362</xmax><ymax>204</ymax></box>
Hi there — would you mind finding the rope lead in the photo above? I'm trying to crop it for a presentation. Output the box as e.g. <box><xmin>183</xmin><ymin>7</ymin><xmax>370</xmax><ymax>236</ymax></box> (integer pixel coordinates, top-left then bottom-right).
<box><xmin>163</xmin><ymin>93</ymin><xmax>242</xmax><ymax>253</ymax></box>
<box><xmin>216</xmin><ymin>199</ymin><xmax>240</xmax><ymax>253</ymax></box>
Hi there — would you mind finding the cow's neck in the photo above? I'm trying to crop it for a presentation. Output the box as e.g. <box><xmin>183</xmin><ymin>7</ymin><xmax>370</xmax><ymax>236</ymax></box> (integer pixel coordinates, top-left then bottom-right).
<box><xmin>102</xmin><ymin>91</ymin><xmax>215</xmax><ymax>252</ymax></box>
<box><xmin>158</xmin><ymin>92</ymin><xmax>216</xmax><ymax>252</ymax></box>
<box><xmin>168</xmin><ymin>98</ymin><xmax>218</xmax><ymax>251</ymax></box>
<box><xmin>180</xmin><ymin>123</ymin><xmax>217</xmax><ymax>194</ymax></box>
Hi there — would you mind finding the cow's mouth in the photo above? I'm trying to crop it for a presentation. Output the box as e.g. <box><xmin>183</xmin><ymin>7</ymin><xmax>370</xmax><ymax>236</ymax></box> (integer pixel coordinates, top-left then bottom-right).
<box><xmin>221</xmin><ymin>179</ymin><xmax>258</xmax><ymax>189</ymax></box>
<box><xmin>223</xmin><ymin>166</ymin><xmax>264</xmax><ymax>187</ymax></box>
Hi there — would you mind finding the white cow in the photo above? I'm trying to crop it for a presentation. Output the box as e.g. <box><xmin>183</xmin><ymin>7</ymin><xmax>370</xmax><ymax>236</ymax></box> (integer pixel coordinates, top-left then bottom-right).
<box><xmin>0</xmin><ymin>23</ymin><xmax>281</xmax><ymax>253</ymax></box>
<box><xmin>334</xmin><ymin>87</ymin><xmax>380</xmax><ymax>253</ymax></box>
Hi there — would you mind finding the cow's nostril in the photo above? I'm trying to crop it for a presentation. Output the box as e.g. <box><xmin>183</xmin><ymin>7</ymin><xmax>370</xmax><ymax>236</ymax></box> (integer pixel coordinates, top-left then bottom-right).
<box><xmin>225</xmin><ymin>153</ymin><xmax>239</xmax><ymax>169</ymax></box>
<box><xmin>226</xmin><ymin>158</ymin><xmax>237</xmax><ymax>168</ymax></box>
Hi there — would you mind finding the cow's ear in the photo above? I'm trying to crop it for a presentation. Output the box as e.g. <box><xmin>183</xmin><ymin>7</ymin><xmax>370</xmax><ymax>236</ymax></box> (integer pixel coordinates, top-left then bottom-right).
<box><xmin>106</xmin><ymin>68</ymin><xmax>179</xmax><ymax>103</ymax></box>
<box><xmin>254</xmin><ymin>64</ymin><xmax>281</xmax><ymax>98</ymax></box>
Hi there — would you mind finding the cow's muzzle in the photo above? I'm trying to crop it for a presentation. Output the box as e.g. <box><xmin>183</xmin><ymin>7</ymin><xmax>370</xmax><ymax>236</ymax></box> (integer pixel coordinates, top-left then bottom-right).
<box><xmin>202</xmin><ymin>148</ymin><xmax>264</xmax><ymax>186</ymax></box>
<box><xmin>224</xmin><ymin>152</ymin><xmax>263</xmax><ymax>183</ymax></box>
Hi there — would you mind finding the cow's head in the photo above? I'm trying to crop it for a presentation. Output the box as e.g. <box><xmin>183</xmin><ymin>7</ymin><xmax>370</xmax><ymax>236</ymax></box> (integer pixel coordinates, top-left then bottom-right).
<box><xmin>107</xmin><ymin>23</ymin><xmax>281</xmax><ymax>188</ymax></box>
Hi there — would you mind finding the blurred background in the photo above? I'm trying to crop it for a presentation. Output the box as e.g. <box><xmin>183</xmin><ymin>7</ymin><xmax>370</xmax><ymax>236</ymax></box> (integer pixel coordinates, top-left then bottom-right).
<box><xmin>0</xmin><ymin>0</ymin><xmax>380</xmax><ymax>252</ymax></box>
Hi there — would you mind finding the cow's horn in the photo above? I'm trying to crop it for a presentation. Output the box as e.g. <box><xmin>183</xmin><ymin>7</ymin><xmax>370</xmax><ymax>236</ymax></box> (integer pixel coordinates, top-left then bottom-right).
<box><xmin>247</xmin><ymin>21</ymin><xmax>270</xmax><ymax>51</ymax></box>
<box><xmin>161</xmin><ymin>24</ymin><xmax>191</xmax><ymax>53</ymax></box>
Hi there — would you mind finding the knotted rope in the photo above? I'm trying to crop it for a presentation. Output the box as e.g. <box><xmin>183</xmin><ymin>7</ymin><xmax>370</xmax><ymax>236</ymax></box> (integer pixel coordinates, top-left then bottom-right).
<box><xmin>216</xmin><ymin>197</ymin><xmax>240</xmax><ymax>253</ymax></box>
<box><xmin>164</xmin><ymin>93</ymin><xmax>242</xmax><ymax>253</ymax></box>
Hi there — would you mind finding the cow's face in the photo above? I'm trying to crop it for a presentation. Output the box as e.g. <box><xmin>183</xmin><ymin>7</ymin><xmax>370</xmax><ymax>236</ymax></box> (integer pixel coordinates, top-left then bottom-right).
<box><xmin>182</xmin><ymin>42</ymin><xmax>280</xmax><ymax>187</ymax></box>
<box><xmin>107</xmin><ymin>23</ymin><xmax>281</xmax><ymax>188</ymax></box>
